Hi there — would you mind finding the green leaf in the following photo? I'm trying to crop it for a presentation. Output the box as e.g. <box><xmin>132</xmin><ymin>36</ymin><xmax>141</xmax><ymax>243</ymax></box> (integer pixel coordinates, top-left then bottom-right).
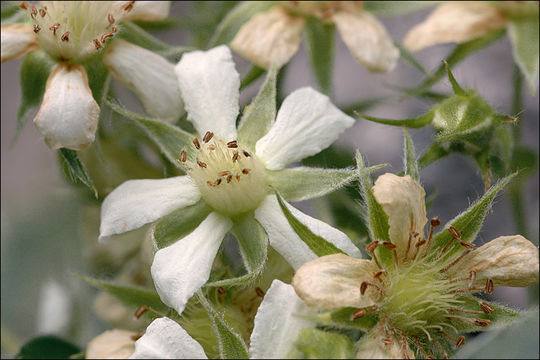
<box><xmin>429</xmin><ymin>172</ymin><xmax>517</xmax><ymax>261</ymax></box>
<box><xmin>275</xmin><ymin>192</ymin><xmax>345</xmax><ymax>257</ymax></box>
<box><xmin>208</xmin><ymin>1</ymin><xmax>276</xmax><ymax>48</ymax></box>
<box><xmin>237</xmin><ymin>62</ymin><xmax>277</xmax><ymax>150</ymax></box>
<box><xmin>267</xmin><ymin>167</ymin><xmax>356</xmax><ymax>202</ymax></box>
<box><xmin>402</xmin><ymin>128</ymin><xmax>419</xmax><ymax>182</ymax></box>
<box><xmin>153</xmin><ymin>201</ymin><xmax>212</xmax><ymax>249</ymax></box>
<box><xmin>76</xmin><ymin>275</ymin><xmax>171</xmax><ymax>316</ymax></box>
<box><xmin>450</xmin><ymin>296</ymin><xmax>520</xmax><ymax>333</ymax></box>
<box><xmin>357</xmin><ymin>110</ymin><xmax>434</xmax><ymax>129</ymax></box>
<box><xmin>453</xmin><ymin>310</ymin><xmax>538</xmax><ymax>359</ymax></box>
<box><xmin>196</xmin><ymin>291</ymin><xmax>249</xmax><ymax>359</ymax></box>
<box><xmin>304</xmin><ymin>16</ymin><xmax>335</xmax><ymax>96</ymax></box>
<box><xmin>207</xmin><ymin>213</ymin><xmax>268</xmax><ymax>287</ymax></box>
<box><xmin>394</xmin><ymin>40</ymin><xmax>430</xmax><ymax>76</ymax></box>
<box><xmin>58</xmin><ymin>148</ymin><xmax>98</xmax><ymax>198</ymax></box>
<box><xmin>355</xmin><ymin>151</ymin><xmax>393</xmax><ymax>267</ymax></box>
<box><xmin>314</xmin><ymin>307</ymin><xmax>379</xmax><ymax>331</ymax></box>
<box><xmin>16</xmin><ymin>336</ymin><xmax>80</xmax><ymax>359</ymax></box>
<box><xmin>289</xmin><ymin>328</ymin><xmax>355</xmax><ymax>359</ymax></box>
<box><xmin>107</xmin><ymin>100</ymin><xmax>193</xmax><ymax>170</ymax></box>
<box><xmin>13</xmin><ymin>50</ymin><xmax>55</xmax><ymax>145</ymax></box>
<box><xmin>507</xmin><ymin>17</ymin><xmax>539</xmax><ymax>94</ymax></box>
<box><xmin>364</xmin><ymin>1</ymin><xmax>439</xmax><ymax>17</ymax></box>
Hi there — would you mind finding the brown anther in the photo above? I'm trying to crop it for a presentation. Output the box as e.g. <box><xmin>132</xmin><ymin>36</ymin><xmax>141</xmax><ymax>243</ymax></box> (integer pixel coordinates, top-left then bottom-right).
<box><xmin>197</xmin><ymin>159</ymin><xmax>207</xmax><ymax>168</ymax></box>
<box><xmin>193</xmin><ymin>138</ymin><xmax>201</xmax><ymax>149</ymax></box>
<box><xmin>414</xmin><ymin>336</ymin><xmax>430</xmax><ymax>359</ymax></box>
<box><xmin>456</xmin><ymin>336</ymin><xmax>466</xmax><ymax>348</ymax></box>
<box><xmin>123</xmin><ymin>0</ymin><xmax>135</xmax><ymax>12</ymax></box>
<box><xmin>214</xmin><ymin>178</ymin><xmax>222</xmax><ymax>186</ymax></box>
<box><xmin>242</xmin><ymin>168</ymin><xmax>250</xmax><ymax>175</ymax></box>
<box><xmin>226</xmin><ymin>175</ymin><xmax>233</xmax><ymax>183</ymax></box>
<box><xmin>31</xmin><ymin>5</ymin><xmax>37</xmax><ymax>17</ymax></box>
<box><xmin>33</xmin><ymin>24</ymin><xmax>40</xmax><ymax>33</ymax></box>
<box><xmin>480</xmin><ymin>302</ymin><xmax>493</xmax><ymax>314</ymax></box>
<box><xmin>381</xmin><ymin>338</ymin><xmax>394</xmax><ymax>345</ymax></box>
<box><xmin>203</xmin><ymin>131</ymin><xmax>214</xmax><ymax>143</ymax></box>
<box><xmin>108</xmin><ymin>13</ymin><xmax>115</xmax><ymax>25</ymax></box>
<box><xmin>18</xmin><ymin>1</ymin><xmax>28</xmax><ymax>10</ymax></box>
<box><xmin>218</xmin><ymin>171</ymin><xmax>231</xmax><ymax>177</ymax></box>
<box><xmin>130</xmin><ymin>333</ymin><xmax>143</xmax><ymax>341</ymax></box>
<box><xmin>236</xmin><ymin>175</ymin><xmax>241</xmax><ymax>181</ymax></box>
<box><xmin>469</xmin><ymin>270</ymin><xmax>477</xmax><ymax>287</ymax></box>
<box><xmin>474</xmin><ymin>318</ymin><xmax>490</xmax><ymax>327</ymax></box>
<box><xmin>101</xmin><ymin>32</ymin><xmax>114</xmax><ymax>44</ymax></box>
<box><xmin>93</xmin><ymin>39</ymin><xmax>102</xmax><ymax>50</ymax></box>
<box><xmin>207</xmin><ymin>180</ymin><xmax>214</xmax><ymax>187</ymax></box>
<box><xmin>484</xmin><ymin>279</ymin><xmax>494</xmax><ymax>294</ymax></box>
<box><xmin>382</xmin><ymin>242</ymin><xmax>396</xmax><ymax>250</ymax></box>
<box><xmin>232</xmin><ymin>151</ymin><xmax>239</xmax><ymax>162</ymax></box>
<box><xmin>49</xmin><ymin>23</ymin><xmax>60</xmax><ymax>36</ymax></box>
<box><xmin>111</xmin><ymin>25</ymin><xmax>118</xmax><ymax>33</ymax></box>
<box><xmin>134</xmin><ymin>305</ymin><xmax>149</xmax><ymax>319</ymax></box>
<box><xmin>227</xmin><ymin>140</ymin><xmax>238</xmax><ymax>148</ymax></box>
<box><xmin>39</xmin><ymin>8</ymin><xmax>46</xmax><ymax>17</ymax></box>
<box><xmin>373</xmin><ymin>270</ymin><xmax>386</xmax><ymax>279</ymax></box>
<box><xmin>61</xmin><ymin>32</ymin><xmax>70</xmax><ymax>42</ymax></box>
<box><xmin>255</xmin><ymin>287</ymin><xmax>265</xmax><ymax>297</ymax></box>
<box><xmin>415</xmin><ymin>239</ymin><xmax>427</xmax><ymax>248</ymax></box>
<box><xmin>431</xmin><ymin>217</ymin><xmax>441</xmax><ymax>227</ymax></box>
<box><xmin>366</xmin><ymin>241</ymin><xmax>379</xmax><ymax>253</ymax></box>
<box><xmin>448</xmin><ymin>225</ymin><xmax>461</xmax><ymax>239</ymax></box>
<box><xmin>208</xmin><ymin>144</ymin><xmax>216</xmax><ymax>150</ymax></box>
<box><xmin>460</xmin><ymin>241</ymin><xmax>475</xmax><ymax>250</ymax></box>
<box><xmin>243</xmin><ymin>151</ymin><xmax>251</xmax><ymax>157</ymax></box>
<box><xmin>352</xmin><ymin>309</ymin><xmax>366</xmax><ymax>319</ymax></box>
<box><xmin>360</xmin><ymin>282</ymin><xmax>368</xmax><ymax>295</ymax></box>
<box><xmin>179</xmin><ymin>150</ymin><xmax>187</xmax><ymax>162</ymax></box>
<box><xmin>217</xmin><ymin>286</ymin><xmax>226</xmax><ymax>295</ymax></box>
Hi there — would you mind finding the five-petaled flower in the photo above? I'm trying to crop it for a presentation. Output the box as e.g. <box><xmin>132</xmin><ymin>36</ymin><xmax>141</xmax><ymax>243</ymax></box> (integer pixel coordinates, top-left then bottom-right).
<box><xmin>99</xmin><ymin>45</ymin><xmax>361</xmax><ymax>316</ymax></box>
<box><xmin>1</xmin><ymin>1</ymin><xmax>182</xmax><ymax>150</ymax></box>
<box><xmin>231</xmin><ymin>1</ymin><xmax>399</xmax><ymax>73</ymax></box>
<box><xmin>293</xmin><ymin>173</ymin><xmax>539</xmax><ymax>359</ymax></box>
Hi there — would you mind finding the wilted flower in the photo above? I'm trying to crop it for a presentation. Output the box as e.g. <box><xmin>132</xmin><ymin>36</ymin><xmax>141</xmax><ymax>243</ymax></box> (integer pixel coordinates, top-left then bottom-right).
<box><xmin>99</xmin><ymin>45</ymin><xmax>361</xmax><ymax>316</ymax></box>
<box><xmin>231</xmin><ymin>1</ymin><xmax>399</xmax><ymax>73</ymax></box>
<box><xmin>293</xmin><ymin>173</ymin><xmax>539</xmax><ymax>359</ymax></box>
<box><xmin>86</xmin><ymin>329</ymin><xmax>138</xmax><ymax>359</ymax></box>
<box><xmin>1</xmin><ymin>1</ymin><xmax>182</xmax><ymax>150</ymax></box>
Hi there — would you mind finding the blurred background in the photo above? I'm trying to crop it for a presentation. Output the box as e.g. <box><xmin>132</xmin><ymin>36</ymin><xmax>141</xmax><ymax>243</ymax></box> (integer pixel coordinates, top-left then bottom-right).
<box><xmin>1</xmin><ymin>1</ymin><xmax>538</xmax><ymax>356</ymax></box>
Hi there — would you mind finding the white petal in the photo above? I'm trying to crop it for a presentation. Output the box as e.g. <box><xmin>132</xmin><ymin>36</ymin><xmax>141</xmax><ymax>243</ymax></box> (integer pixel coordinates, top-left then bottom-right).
<box><xmin>403</xmin><ymin>2</ymin><xmax>507</xmax><ymax>52</ymax></box>
<box><xmin>1</xmin><ymin>24</ymin><xmax>38</xmax><ymax>63</ymax></box>
<box><xmin>33</xmin><ymin>64</ymin><xmax>100</xmax><ymax>150</ymax></box>
<box><xmin>87</xmin><ymin>329</ymin><xmax>137</xmax><ymax>359</ymax></box>
<box><xmin>250</xmin><ymin>280</ymin><xmax>314</xmax><ymax>359</ymax></box>
<box><xmin>372</xmin><ymin>173</ymin><xmax>427</xmax><ymax>261</ymax></box>
<box><xmin>255</xmin><ymin>87</ymin><xmax>354</xmax><ymax>170</ymax></box>
<box><xmin>254</xmin><ymin>195</ymin><xmax>360</xmax><ymax>270</ymax></box>
<box><xmin>99</xmin><ymin>176</ymin><xmax>200</xmax><ymax>240</ymax></box>
<box><xmin>333</xmin><ymin>10</ymin><xmax>399</xmax><ymax>73</ymax></box>
<box><xmin>448</xmin><ymin>235</ymin><xmax>539</xmax><ymax>288</ymax></box>
<box><xmin>175</xmin><ymin>46</ymin><xmax>239</xmax><ymax>140</ymax></box>
<box><xmin>292</xmin><ymin>254</ymin><xmax>378</xmax><ymax>309</ymax></box>
<box><xmin>104</xmin><ymin>40</ymin><xmax>183</xmax><ymax>122</ymax></box>
<box><xmin>231</xmin><ymin>7</ymin><xmax>304</xmax><ymax>70</ymax></box>
<box><xmin>355</xmin><ymin>329</ymin><xmax>414</xmax><ymax>359</ymax></box>
<box><xmin>122</xmin><ymin>1</ymin><xmax>171</xmax><ymax>21</ymax></box>
<box><xmin>130</xmin><ymin>317</ymin><xmax>207</xmax><ymax>359</ymax></box>
<box><xmin>151</xmin><ymin>212</ymin><xmax>231</xmax><ymax>314</ymax></box>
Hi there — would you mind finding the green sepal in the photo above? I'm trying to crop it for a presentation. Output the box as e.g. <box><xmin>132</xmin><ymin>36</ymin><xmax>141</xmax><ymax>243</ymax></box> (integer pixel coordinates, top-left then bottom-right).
<box><xmin>507</xmin><ymin>17</ymin><xmax>539</xmax><ymax>94</ymax></box>
<box><xmin>196</xmin><ymin>291</ymin><xmax>249</xmax><ymax>359</ymax></box>
<box><xmin>314</xmin><ymin>307</ymin><xmax>379</xmax><ymax>331</ymax></box>
<box><xmin>13</xmin><ymin>50</ymin><xmax>55</xmax><ymax>145</ymax></box>
<box><xmin>58</xmin><ymin>148</ymin><xmax>98</xmax><ymax>198</ymax></box>
<box><xmin>429</xmin><ymin>172</ymin><xmax>516</xmax><ymax>261</ymax></box>
<box><xmin>444</xmin><ymin>61</ymin><xmax>467</xmax><ymax>96</ymax></box>
<box><xmin>289</xmin><ymin>328</ymin><xmax>355</xmax><ymax>359</ymax></box>
<box><xmin>364</xmin><ymin>1</ymin><xmax>438</xmax><ymax>17</ymax></box>
<box><xmin>267</xmin><ymin>167</ymin><xmax>357</xmax><ymax>202</ymax></box>
<box><xmin>275</xmin><ymin>192</ymin><xmax>345</xmax><ymax>257</ymax></box>
<box><xmin>208</xmin><ymin>1</ymin><xmax>276</xmax><ymax>48</ymax></box>
<box><xmin>239</xmin><ymin>65</ymin><xmax>266</xmax><ymax>91</ymax></box>
<box><xmin>153</xmin><ymin>201</ymin><xmax>212</xmax><ymax>250</ymax></box>
<box><xmin>402</xmin><ymin>128</ymin><xmax>419</xmax><ymax>182</ymax></box>
<box><xmin>107</xmin><ymin>100</ymin><xmax>193</xmax><ymax>170</ymax></box>
<box><xmin>355</xmin><ymin>151</ymin><xmax>393</xmax><ymax>268</ymax></box>
<box><xmin>206</xmin><ymin>213</ymin><xmax>268</xmax><ymax>287</ymax></box>
<box><xmin>358</xmin><ymin>110</ymin><xmax>434</xmax><ymax>129</ymax></box>
<box><xmin>237</xmin><ymin>62</ymin><xmax>277</xmax><ymax>150</ymax></box>
<box><xmin>76</xmin><ymin>274</ymin><xmax>172</xmax><ymax>318</ymax></box>
<box><xmin>16</xmin><ymin>336</ymin><xmax>80</xmax><ymax>360</ymax></box>
<box><xmin>304</xmin><ymin>16</ymin><xmax>335</xmax><ymax>96</ymax></box>
<box><xmin>450</xmin><ymin>296</ymin><xmax>520</xmax><ymax>333</ymax></box>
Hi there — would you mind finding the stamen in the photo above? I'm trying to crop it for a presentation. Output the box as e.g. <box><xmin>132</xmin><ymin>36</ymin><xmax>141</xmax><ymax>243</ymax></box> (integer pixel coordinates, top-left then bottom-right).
<box><xmin>382</xmin><ymin>241</ymin><xmax>399</xmax><ymax>266</ymax></box>
<box><xmin>214</xmin><ymin>178</ymin><xmax>222</xmax><ymax>186</ymax></box>
<box><xmin>208</xmin><ymin>144</ymin><xmax>216</xmax><ymax>150</ymax></box>
<box><xmin>441</xmin><ymin>246</ymin><xmax>474</xmax><ymax>272</ymax></box>
<box><xmin>448</xmin><ymin>225</ymin><xmax>461</xmax><ymax>239</ymax></box>
<box><xmin>33</xmin><ymin>24</ymin><xmax>40</xmax><ymax>33</ymax></box>
<box><xmin>484</xmin><ymin>279</ymin><xmax>494</xmax><ymax>294</ymax></box>
<box><xmin>131</xmin><ymin>333</ymin><xmax>143</xmax><ymax>341</ymax></box>
<box><xmin>446</xmin><ymin>316</ymin><xmax>490</xmax><ymax>328</ymax></box>
<box><xmin>243</xmin><ymin>151</ymin><xmax>251</xmax><ymax>157</ymax></box>
<box><xmin>111</xmin><ymin>25</ymin><xmax>118</xmax><ymax>33</ymax></box>
<box><xmin>352</xmin><ymin>309</ymin><xmax>366</xmax><ymax>319</ymax></box>
<box><xmin>469</xmin><ymin>270</ymin><xmax>477</xmax><ymax>287</ymax></box>
<box><xmin>479</xmin><ymin>302</ymin><xmax>493</xmax><ymax>314</ymax></box>
<box><xmin>226</xmin><ymin>175</ymin><xmax>233</xmax><ymax>183</ymax></box>
<box><xmin>415</xmin><ymin>239</ymin><xmax>426</xmax><ymax>248</ymax></box>
<box><xmin>366</xmin><ymin>241</ymin><xmax>382</xmax><ymax>269</ymax></box>
<box><xmin>203</xmin><ymin>131</ymin><xmax>214</xmax><ymax>143</ymax></box>
<box><xmin>456</xmin><ymin>336</ymin><xmax>466</xmax><ymax>348</ymax></box>
<box><xmin>255</xmin><ymin>287</ymin><xmax>265</xmax><ymax>297</ymax></box>
<box><xmin>373</xmin><ymin>269</ymin><xmax>386</xmax><ymax>282</ymax></box>
<box><xmin>381</xmin><ymin>337</ymin><xmax>394</xmax><ymax>345</ymax></box>
<box><xmin>414</xmin><ymin>336</ymin><xmax>433</xmax><ymax>359</ymax></box>
<box><xmin>123</xmin><ymin>0</ymin><xmax>135</xmax><ymax>12</ymax></box>
<box><xmin>232</xmin><ymin>151</ymin><xmax>239</xmax><ymax>162</ymax></box>
<box><xmin>423</xmin><ymin>217</ymin><xmax>440</xmax><ymax>257</ymax></box>
<box><xmin>217</xmin><ymin>286</ymin><xmax>226</xmax><ymax>295</ymax></box>
<box><xmin>61</xmin><ymin>32</ymin><xmax>70</xmax><ymax>42</ymax></box>
<box><xmin>108</xmin><ymin>13</ymin><xmax>115</xmax><ymax>25</ymax></box>
<box><xmin>49</xmin><ymin>23</ymin><xmax>60</xmax><ymax>36</ymax></box>
<box><xmin>360</xmin><ymin>281</ymin><xmax>368</xmax><ymax>295</ymax></box>
<box><xmin>400</xmin><ymin>333</ymin><xmax>411</xmax><ymax>360</ymax></box>
<box><xmin>218</xmin><ymin>171</ymin><xmax>231</xmax><ymax>177</ymax></box>
<box><xmin>31</xmin><ymin>5</ymin><xmax>37</xmax><ymax>18</ymax></box>
<box><xmin>242</xmin><ymin>168</ymin><xmax>250</xmax><ymax>175</ymax></box>
<box><xmin>460</xmin><ymin>241</ymin><xmax>475</xmax><ymax>250</ymax></box>
<box><xmin>193</xmin><ymin>138</ymin><xmax>201</xmax><ymax>149</ymax></box>
<box><xmin>39</xmin><ymin>8</ymin><xmax>46</xmax><ymax>17</ymax></box>
<box><xmin>179</xmin><ymin>150</ymin><xmax>187</xmax><ymax>162</ymax></box>
<box><xmin>100</xmin><ymin>32</ymin><xmax>114</xmax><ymax>44</ymax></box>
<box><xmin>93</xmin><ymin>39</ymin><xmax>102</xmax><ymax>50</ymax></box>
<box><xmin>432</xmin><ymin>338</ymin><xmax>449</xmax><ymax>359</ymax></box>
<box><xmin>197</xmin><ymin>159</ymin><xmax>207</xmax><ymax>168</ymax></box>
<box><xmin>134</xmin><ymin>305</ymin><xmax>149</xmax><ymax>319</ymax></box>
<box><xmin>227</xmin><ymin>140</ymin><xmax>238</xmax><ymax>148</ymax></box>
<box><xmin>18</xmin><ymin>1</ymin><xmax>28</xmax><ymax>10</ymax></box>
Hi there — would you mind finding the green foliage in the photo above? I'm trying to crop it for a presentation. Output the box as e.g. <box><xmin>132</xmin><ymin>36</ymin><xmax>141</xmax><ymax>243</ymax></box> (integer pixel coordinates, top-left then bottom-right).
<box><xmin>58</xmin><ymin>148</ymin><xmax>98</xmax><ymax>198</ymax></box>
<box><xmin>451</xmin><ymin>296</ymin><xmax>520</xmax><ymax>333</ymax></box>
<box><xmin>507</xmin><ymin>17</ymin><xmax>539</xmax><ymax>94</ymax></box>
<box><xmin>289</xmin><ymin>328</ymin><xmax>355</xmax><ymax>359</ymax></box>
<box><xmin>402</xmin><ymin>129</ymin><xmax>419</xmax><ymax>182</ymax></box>
<box><xmin>304</xmin><ymin>16</ymin><xmax>335</xmax><ymax>96</ymax></box>
<box><xmin>16</xmin><ymin>336</ymin><xmax>80</xmax><ymax>359</ymax></box>
<box><xmin>364</xmin><ymin>1</ymin><xmax>439</xmax><ymax>17</ymax></box>
<box><xmin>314</xmin><ymin>307</ymin><xmax>379</xmax><ymax>331</ymax></box>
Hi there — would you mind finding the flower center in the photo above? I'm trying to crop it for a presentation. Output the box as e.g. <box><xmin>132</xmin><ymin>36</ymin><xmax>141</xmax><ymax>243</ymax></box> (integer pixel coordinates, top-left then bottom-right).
<box><xmin>20</xmin><ymin>1</ymin><xmax>133</xmax><ymax>62</ymax></box>
<box><xmin>181</xmin><ymin>132</ymin><xmax>267</xmax><ymax>217</ymax></box>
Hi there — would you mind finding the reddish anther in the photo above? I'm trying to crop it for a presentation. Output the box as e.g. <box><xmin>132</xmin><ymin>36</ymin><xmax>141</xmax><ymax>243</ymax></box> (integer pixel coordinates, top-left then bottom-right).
<box><xmin>179</xmin><ymin>150</ymin><xmax>187</xmax><ymax>162</ymax></box>
<box><xmin>131</xmin><ymin>333</ymin><xmax>143</xmax><ymax>341</ymax></box>
<box><xmin>242</xmin><ymin>168</ymin><xmax>250</xmax><ymax>175</ymax></box>
<box><xmin>255</xmin><ymin>287</ymin><xmax>265</xmax><ymax>297</ymax></box>
<box><xmin>480</xmin><ymin>302</ymin><xmax>493</xmax><ymax>314</ymax></box>
<box><xmin>203</xmin><ymin>131</ymin><xmax>214</xmax><ymax>143</ymax></box>
<box><xmin>456</xmin><ymin>336</ymin><xmax>466</xmax><ymax>348</ymax></box>
<box><xmin>448</xmin><ymin>225</ymin><xmax>461</xmax><ymax>239</ymax></box>
<box><xmin>33</xmin><ymin>24</ymin><xmax>40</xmax><ymax>33</ymax></box>
<box><xmin>227</xmin><ymin>140</ymin><xmax>238</xmax><ymax>148</ymax></box>
<box><xmin>193</xmin><ymin>138</ymin><xmax>201</xmax><ymax>149</ymax></box>
<box><xmin>232</xmin><ymin>152</ymin><xmax>239</xmax><ymax>162</ymax></box>
<box><xmin>474</xmin><ymin>318</ymin><xmax>490</xmax><ymax>327</ymax></box>
<box><xmin>382</xmin><ymin>242</ymin><xmax>396</xmax><ymax>250</ymax></box>
<box><xmin>197</xmin><ymin>160</ymin><xmax>207</xmax><ymax>168</ymax></box>
<box><xmin>430</xmin><ymin>217</ymin><xmax>441</xmax><ymax>227</ymax></box>
<box><xmin>460</xmin><ymin>241</ymin><xmax>475</xmax><ymax>250</ymax></box>
<box><xmin>93</xmin><ymin>39</ymin><xmax>102</xmax><ymax>50</ymax></box>
<box><xmin>360</xmin><ymin>282</ymin><xmax>368</xmax><ymax>295</ymax></box>
<box><xmin>352</xmin><ymin>309</ymin><xmax>366</xmax><ymax>319</ymax></box>
<box><xmin>134</xmin><ymin>305</ymin><xmax>149</xmax><ymax>319</ymax></box>
<box><xmin>101</xmin><ymin>32</ymin><xmax>114</xmax><ymax>44</ymax></box>
<box><xmin>484</xmin><ymin>279</ymin><xmax>494</xmax><ymax>294</ymax></box>
<box><xmin>243</xmin><ymin>151</ymin><xmax>251</xmax><ymax>157</ymax></box>
<box><xmin>366</xmin><ymin>241</ymin><xmax>379</xmax><ymax>253</ymax></box>
<box><xmin>39</xmin><ymin>8</ymin><xmax>46</xmax><ymax>17</ymax></box>
<box><xmin>217</xmin><ymin>286</ymin><xmax>226</xmax><ymax>295</ymax></box>
<box><xmin>61</xmin><ymin>32</ymin><xmax>70</xmax><ymax>42</ymax></box>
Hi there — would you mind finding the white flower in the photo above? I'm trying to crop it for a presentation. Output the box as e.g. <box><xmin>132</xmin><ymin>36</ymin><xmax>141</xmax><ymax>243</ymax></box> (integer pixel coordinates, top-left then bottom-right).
<box><xmin>128</xmin><ymin>280</ymin><xmax>314</xmax><ymax>359</ymax></box>
<box><xmin>1</xmin><ymin>1</ymin><xmax>182</xmax><ymax>150</ymax></box>
<box><xmin>231</xmin><ymin>1</ymin><xmax>399</xmax><ymax>73</ymax></box>
<box><xmin>99</xmin><ymin>45</ymin><xmax>360</xmax><ymax>316</ymax></box>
